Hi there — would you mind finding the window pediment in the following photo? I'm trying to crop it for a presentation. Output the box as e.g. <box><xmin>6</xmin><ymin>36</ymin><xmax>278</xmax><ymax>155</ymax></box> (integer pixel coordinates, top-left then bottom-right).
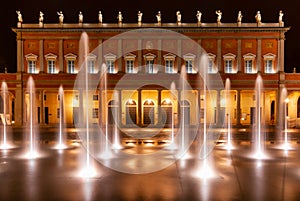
<box><xmin>183</xmin><ymin>53</ymin><xmax>196</xmax><ymax>60</ymax></box>
<box><xmin>124</xmin><ymin>53</ymin><xmax>136</xmax><ymax>60</ymax></box>
<box><xmin>207</xmin><ymin>53</ymin><xmax>216</xmax><ymax>60</ymax></box>
<box><xmin>163</xmin><ymin>53</ymin><xmax>176</xmax><ymax>60</ymax></box>
<box><xmin>45</xmin><ymin>53</ymin><xmax>57</xmax><ymax>60</ymax></box>
<box><xmin>263</xmin><ymin>53</ymin><xmax>276</xmax><ymax>60</ymax></box>
<box><xmin>104</xmin><ymin>53</ymin><xmax>117</xmax><ymax>61</ymax></box>
<box><xmin>64</xmin><ymin>53</ymin><xmax>77</xmax><ymax>60</ymax></box>
<box><xmin>87</xmin><ymin>53</ymin><xmax>97</xmax><ymax>61</ymax></box>
<box><xmin>223</xmin><ymin>53</ymin><xmax>236</xmax><ymax>60</ymax></box>
<box><xmin>243</xmin><ymin>53</ymin><xmax>256</xmax><ymax>60</ymax></box>
<box><xmin>25</xmin><ymin>53</ymin><xmax>38</xmax><ymax>61</ymax></box>
<box><xmin>143</xmin><ymin>53</ymin><xmax>156</xmax><ymax>60</ymax></box>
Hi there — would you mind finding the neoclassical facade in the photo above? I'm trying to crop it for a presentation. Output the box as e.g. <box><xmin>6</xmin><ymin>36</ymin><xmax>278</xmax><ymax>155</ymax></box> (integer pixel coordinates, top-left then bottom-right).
<box><xmin>2</xmin><ymin>10</ymin><xmax>299</xmax><ymax>130</ymax></box>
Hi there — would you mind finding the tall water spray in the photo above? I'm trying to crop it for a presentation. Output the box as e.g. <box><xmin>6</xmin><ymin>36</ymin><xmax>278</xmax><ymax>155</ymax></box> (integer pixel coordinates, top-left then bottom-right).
<box><xmin>279</xmin><ymin>87</ymin><xmax>291</xmax><ymax>150</ymax></box>
<box><xmin>225</xmin><ymin>78</ymin><xmax>233</xmax><ymax>150</ymax></box>
<box><xmin>180</xmin><ymin>66</ymin><xmax>187</xmax><ymax>153</ymax></box>
<box><xmin>26</xmin><ymin>76</ymin><xmax>38</xmax><ymax>158</ymax></box>
<box><xmin>112</xmin><ymin>91</ymin><xmax>122</xmax><ymax>149</ymax></box>
<box><xmin>253</xmin><ymin>74</ymin><xmax>266</xmax><ymax>159</ymax></box>
<box><xmin>55</xmin><ymin>85</ymin><xmax>67</xmax><ymax>149</ymax></box>
<box><xmin>1</xmin><ymin>81</ymin><xmax>8</xmax><ymax>148</ymax></box>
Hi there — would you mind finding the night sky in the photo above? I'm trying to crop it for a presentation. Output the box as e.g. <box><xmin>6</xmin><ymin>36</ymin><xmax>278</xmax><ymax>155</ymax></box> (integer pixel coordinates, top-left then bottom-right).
<box><xmin>0</xmin><ymin>0</ymin><xmax>298</xmax><ymax>73</ymax></box>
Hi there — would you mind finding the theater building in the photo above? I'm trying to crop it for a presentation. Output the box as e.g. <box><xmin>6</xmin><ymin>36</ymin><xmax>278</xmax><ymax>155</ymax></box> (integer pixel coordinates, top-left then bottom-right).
<box><xmin>1</xmin><ymin>11</ymin><xmax>298</xmax><ymax>130</ymax></box>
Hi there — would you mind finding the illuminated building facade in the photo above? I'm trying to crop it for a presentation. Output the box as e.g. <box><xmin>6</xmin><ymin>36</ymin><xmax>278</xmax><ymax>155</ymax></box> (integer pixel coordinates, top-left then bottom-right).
<box><xmin>1</xmin><ymin>11</ymin><xmax>298</xmax><ymax>130</ymax></box>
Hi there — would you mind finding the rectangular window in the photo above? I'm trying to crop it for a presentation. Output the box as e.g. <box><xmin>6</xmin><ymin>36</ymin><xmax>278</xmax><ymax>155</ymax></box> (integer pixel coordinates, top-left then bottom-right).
<box><xmin>93</xmin><ymin>95</ymin><xmax>98</xmax><ymax>101</ymax></box>
<box><xmin>146</xmin><ymin>60</ymin><xmax>154</xmax><ymax>74</ymax></box>
<box><xmin>185</xmin><ymin>60</ymin><xmax>193</xmax><ymax>73</ymax></box>
<box><xmin>48</xmin><ymin>60</ymin><xmax>56</xmax><ymax>74</ymax></box>
<box><xmin>28</xmin><ymin>60</ymin><xmax>36</xmax><ymax>74</ymax></box>
<box><xmin>245</xmin><ymin>60</ymin><xmax>253</xmax><ymax>73</ymax></box>
<box><xmin>208</xmin><ymin>60</ymin><xmax>214</xmax><ymax>73</ymax></box>
<box><xmin>106</xmin><ymin>60</ymin><xmax>114</xmax><ymax>74</ymax></box>
<box><xmin>92</xmin><ymin>108</ymin><xmax>99</xmax><ymax>118</ymax></box>
<box><xmin>126</xmin><ymin>60</ymin><xmax>134</xmax><ymax>73</ymax></box>
<box><xmin>67</xmin><ymin>60</ymin><xmax>75</xmax><ymax>74</ymax></box>
<box><xmin>265</xmin><ymin>60</ymin><xmax>273</xmax><ymax>73</ymax></box>
<box><xmin>88</xmin><ymin>60</ymin><xmax>95</xmax><ymax>74</ymax></box>
<box><xmin>225</xmin><ymin>60</ymin><xmax>233</xmax><ymax>73</ymax></box>
<box><xmin>165</xmin><ymin>60</ymin><xmax>173</xmax><ymax>73</ymax></box>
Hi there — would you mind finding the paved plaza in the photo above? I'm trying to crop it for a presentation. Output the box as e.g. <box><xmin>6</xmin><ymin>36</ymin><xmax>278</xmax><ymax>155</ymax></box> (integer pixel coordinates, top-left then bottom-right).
<box><xmin>1</xmin><ymin>127</ymin><xmax>300</xmax><ymax>201</ymax></box>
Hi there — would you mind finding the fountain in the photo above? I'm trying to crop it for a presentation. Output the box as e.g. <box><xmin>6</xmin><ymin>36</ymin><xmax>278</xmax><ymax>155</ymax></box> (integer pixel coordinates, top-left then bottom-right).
<box><xmin>278</xmin><ymin>87</ymin><xmax>292</xmax><ymax>150</ymax></box>
<box><xmin>54</xmin><ymin>85</ymin><xmax>67</xmax><ymax>149</ymax></box>
<box><xmin>77</xmin><ymin>32</ymin><xmax>97</xmax><ymax>177</ymax></box>
<box><xmin>112</xmin><ymin>91</ymin><xmax>122</xmax><ymax>149</ymax></box>
<box><xmin>180</xmin><ymin>65</ymin><xmax>188</xmax><ymax>153</ymax></box>
<box><xmin>252</xmin><ymin>74</ymin><xmax>267</xmax><ymax>159</ymax></box>
<box><xmin>24</xmin><ymin>76</ymin><xmax>39</xmax><ymax>159</ymax></box>
<box><xmin>0</xmin><ymin>81</ymin><xmax>12</xmax><ymax>149</ymax></box>
<box><xmin>225</xmin><ymin>78</ymin><xmax>233</xmax><ymax>150</ymax></box>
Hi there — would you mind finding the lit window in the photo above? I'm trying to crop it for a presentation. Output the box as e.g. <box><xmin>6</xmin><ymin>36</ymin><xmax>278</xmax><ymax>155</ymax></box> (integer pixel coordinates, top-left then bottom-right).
<box><xmin>87</xmin><ymin>53</ymin><xmax>97</xmax><ymax>74</ymax></box>
<box><xmin>25</xmin><ymin>53</ymin><xmax>38</xmax><ymax>74</ymax></box>
<box><xmin>146</xmin><ymin>60</ymin><xmax>154</xmax><ymax>73</ymax></box>
<box><xmin>124</xmin><ymin>53</ymin><xmax>136</xmax><ymax>73</ymax></box>
<box><xmin>68</xmin><ymin>60</ymin><xmax>75</xmax><ymax>74</ymax></box>
<box><xmin>92</xmin><ymin>108</ymin><xmax>99</xmax><ymax>118</ymax></box>
<box><xmin>45</xmin><ymin>53</ymin><xmax>57</xmax><ymax>74</ymax></box>
<box><xmin>183</xmin><ymin>53</ymin><xmax>196</xmax><ymax>74</ymax></box>
<box><xmin>207</xmin><ymin>53</ymin><xmax>216</xmax><ymax>73</ymax></box>
<box><xmin>93</xmin><ymin>95</ymin><xmax>98</xmax><ymax>101</ymax></box>
<box><xmin>64</xmin><ymin>53</ymin><xmax>77</xmax><ymax>74</ymax></box>
<box><xmin>104</xmin><ymin>53</ymin><xmax>117</xmax><ymax>74</ymax></box>
<box><xmin>28</xmin><ymin>61</ymin><xmax>36</xmax><ymax>74</ymax></box>
<box><xmin>163</xmin><ymin>53</ymin><xmax>176</xmax><ymax>74</ymax></box>
<box><xmin>243</xmin><ymin>53</ymin><xmax>256</xmax><ymax>74</ymax></box>
<box><xmin>223</xmin><ymin>53</ymin><xmax>236</xmax><ymax>74</ymax></box>
<box><xmin>263</xmin><ymin>53</ymin><xmax>276</xmax><ymax>73</ymax></box>
<box><xmin>144</xmin><ymin>53</ymin><xmax>156</xmax><ymax>74</ymax></box>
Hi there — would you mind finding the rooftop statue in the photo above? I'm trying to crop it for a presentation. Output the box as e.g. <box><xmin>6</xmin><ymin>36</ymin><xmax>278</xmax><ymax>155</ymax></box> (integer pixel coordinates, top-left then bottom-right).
<box><xmin>117</xmin><ymin>11</ymin><xmax>123</xmax><ymax>23</ymax></box>
<box><xmin>156</xmin><ymin>11</ymin><xmax>161</xmax><ymax>23</ymax></box>
<box><xmin>137</xmin><ymin>11</ymin><xmax>143</xmax><ymax>23</ymax></box>
<box><xmin>16</xmin><ymin>11</ymin><xmax>23</xmax><ymax>23</ymax></box>
<box><xmin>57</xmin><ymin>11</ymin><xmax>64</xmax><ymax>24</ymax></box>
<box><xmin>98</xmin><ymin>11</ymin><xmax>103</xmax><ymax>23</ymax></box>
<box><xmin>196</xmin><ymin>11</ymin><xmax>202</xmax><ymax>23</ymax></box>
<box><xmin>255</xmin><ymin>11</ymin><xmax>262</xmax><ymax>23</ymax></box>
<box><xmin>176</xmin><ymin>11</ymin><xmax>181</xmax><ymax>23</ymax></box>
<box><xmin>39</xmin><ymin>11</ymin><xmax>44</xmax><ymax>23</ymax></box>
<box><xmin>237</xmin><ymin>11</ymin><xmax>243</xmax><ymax>23</ymax></box>
<box><xmin>279</xmin><ymin>10</ymin><xmax>284</xmax><ymax>23</ymax></box>
<box><xmin>79</xmin><ymin>11</ymin><xmax>83</xmax><ymax>23</ymax></box>
<box><xmin>216</xmin><ymin>10</ymin><xmax>222</xmax><ymax>23</ymax></box>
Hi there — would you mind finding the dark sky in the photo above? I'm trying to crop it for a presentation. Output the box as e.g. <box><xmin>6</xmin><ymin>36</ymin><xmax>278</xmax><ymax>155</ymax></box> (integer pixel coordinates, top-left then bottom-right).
<box><xmin>0</xmin><ymin>0</ymin><xmax>298</xmax><ymax>72</ymax></box>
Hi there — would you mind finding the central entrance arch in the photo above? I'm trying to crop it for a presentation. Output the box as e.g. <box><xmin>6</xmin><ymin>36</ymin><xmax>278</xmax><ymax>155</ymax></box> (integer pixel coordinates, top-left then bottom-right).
<box><xmin>143</xmin><ymin>99</ymin><xmax>155</xmax><ymax>125</ymax></box>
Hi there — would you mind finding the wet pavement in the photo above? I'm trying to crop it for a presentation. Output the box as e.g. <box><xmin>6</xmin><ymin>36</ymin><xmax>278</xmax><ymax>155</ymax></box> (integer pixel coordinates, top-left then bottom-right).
<box><xmin>1</xmin><ymin>126</ymin><xmax>300</xmax><ymax>201</ymax></box>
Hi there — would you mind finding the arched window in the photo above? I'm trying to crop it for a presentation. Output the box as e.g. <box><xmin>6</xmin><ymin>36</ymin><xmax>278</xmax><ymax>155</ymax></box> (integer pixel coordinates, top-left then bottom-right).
<box><xmin>108</xmin><ymin>100</ymin><xmax>118</xmax><ymax>125</ymax></box>
<box><xmin>180</xmin><ymin>100</ymin><xmax>190</xmax><ymax>125</ymax></box>
<box><xmin>143</xmin><ymin>99</ymin><xmax>155</xmax><ymax>125</ymax></box>
<box><xmin>297</xmin><ymin>97</ymin><xmax>300</xmax><ymax>118</ymax></box>
<box><xmin>125</xmin><ymin>99</ymin><xmax>137</xmax><ymax>125</ymax></box>
<box><xmin>161</xmin><ymin>99</ymin><xmax>173</xmax><ymax>127</ymax></box>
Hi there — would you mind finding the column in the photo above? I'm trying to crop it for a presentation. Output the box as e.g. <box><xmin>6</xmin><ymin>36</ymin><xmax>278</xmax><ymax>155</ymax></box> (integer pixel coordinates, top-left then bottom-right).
<box><xmin>137</xmin><ymin>89</ymin><xmax>142</xmax><ymax>125</ymax></box>
<box><xmin>14</xmin><ymin>85</ymin><xmax>23</xmax><ymax>126</ymax></box>
<box><xmin>59</xmin><ymin>39</ymin><xmax>64</xmax><ymax>72</ymax></box>
<box><xmin>39</xmin><ymin>40</ymin><xmax>44</xmax><ymax>73</ymax></box>
<box><xmin>278</xmin><ymin>34</ymin><xmax>285</xmax><ymax>72</ymax></box>
<box><xmin>40</xmin><ymin>90</ymin><xmax>45</xmax><ymax>125</ymax></box>
<box><xmin>98</xmin><ymin>89</ymin><xmax>102</xmax><ymax>126</ymax></box>
<box><xmin>98</xmin><ymin>39</ymin><xmax>103</xmax><ymax>73</ymax></box>
<box><xmin>138</xmin><ymin>39</ymin><xmax>142</xmax><ymax>73</ymax></box>
<box><xmin>216</xmin><ymin>90</ymin><xmax>221</xmax><ymax>127</ymax></box>
<box><xmin>237</xmin><ymin>39</ymin><xmax>242</xmax><ymax>72</ymax></box>
<box><xmin>118</xmin><ymin>39</ymin><xmax>123</xmax><ymax>72</ymax></box>
<box><xmin>217</xmin><ymin>39</ymin><xmax>222</xmax><ymax>72</ymax></box>
<box><xmin>236</xmin><ymin>90</ymin><xmax>241</xmax><ymax>126</ymax></box>
<box><xmin>157</xmin><ymin>89</ymin><xmax>162</xmax><ymax>126</ymax></box>
<box><xmin>118</xmin><ymin>90</ymin><xmax>122</xmax><ymax>127</ymax></box>
<box><xmin>17</xmin><ymin>35</ymin><xmax>23</xmax><ymax>72</ymax></box>
<box><xmin>257</xmin><ymin>39</ymin><xmax>262</xmax><ymax>72</ymax></box>
<box><xmin>177</xmin><ymin>39</ymin><xmax>182</xmax><ymax>72</ymax></box>
<box><xmin>157</xmin><ymin>39</ymin><xmax>162</xmax><ymax>72</ymax></box>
